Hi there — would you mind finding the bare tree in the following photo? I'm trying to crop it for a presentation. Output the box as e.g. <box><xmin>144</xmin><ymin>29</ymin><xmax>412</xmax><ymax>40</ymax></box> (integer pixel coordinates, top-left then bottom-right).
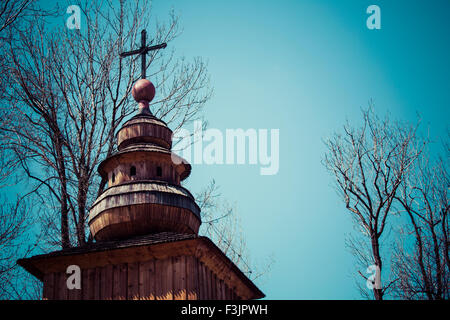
<box><xmin>391</xmin><ymin>142</ymin><xmax>449</xmax><ymax>299</ymax></box>
<box><xmin>1</xmin><ymin>0</ymin><xmax>211</xmax><ymax>249</ymax></box>
<box><xmin>323</xmin><ymin>105</ymin><xmax>425</xmax><ymax>300</ymax></box>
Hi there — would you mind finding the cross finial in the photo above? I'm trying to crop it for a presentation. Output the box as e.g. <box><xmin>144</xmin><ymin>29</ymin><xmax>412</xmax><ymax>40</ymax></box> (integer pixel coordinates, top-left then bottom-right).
<box><xmin>119</xmin><ymin>29</ymin><xmax>167</xmax><ymax>79</ymax></box>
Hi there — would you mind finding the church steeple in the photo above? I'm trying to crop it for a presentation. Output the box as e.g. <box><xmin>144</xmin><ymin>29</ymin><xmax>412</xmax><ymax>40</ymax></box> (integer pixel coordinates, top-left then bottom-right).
<box><xmin>18</xmin><ymin>34</ymin><xmax>264</xmax><ymax>300</ymax></box>
<box><xmin>88</xmin><ymin>78</ymin><xmax>201</xmax><ymax>241</ymax></box>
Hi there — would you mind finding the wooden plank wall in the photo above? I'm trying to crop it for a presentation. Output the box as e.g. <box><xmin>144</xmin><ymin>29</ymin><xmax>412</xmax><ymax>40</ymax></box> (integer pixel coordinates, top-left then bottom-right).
<box><xmin>42</xmin><ymin>255</ymin><xmax>237</xmax><ymax>300</ymax></box>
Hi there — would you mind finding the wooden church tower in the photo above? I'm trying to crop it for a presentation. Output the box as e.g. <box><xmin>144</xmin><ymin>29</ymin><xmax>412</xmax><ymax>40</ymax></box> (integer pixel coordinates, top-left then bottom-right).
<box><xmin>18</xmin><ymin>76</ymin><xmax>264</xmax><ymax>300</ymax></box>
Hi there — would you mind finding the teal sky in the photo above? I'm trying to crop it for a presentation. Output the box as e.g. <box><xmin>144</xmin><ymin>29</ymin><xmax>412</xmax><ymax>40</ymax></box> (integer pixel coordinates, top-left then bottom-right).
<box><xmin>149</xmin><ymin>0</ymin><xmax>450</xmax><ymax>299</ymax></box>
<box><xmin>34</xmin><ymin>0</ymin><xmax>450</xmax><ymax>299</ymax></box>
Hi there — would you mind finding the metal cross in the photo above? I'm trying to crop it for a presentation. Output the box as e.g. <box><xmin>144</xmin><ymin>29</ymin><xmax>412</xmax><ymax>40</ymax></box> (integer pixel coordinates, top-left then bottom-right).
<box><xmin>119</xmin><ymin>29</ymin><xmax>167</xmax><ymax>79</ymax></box>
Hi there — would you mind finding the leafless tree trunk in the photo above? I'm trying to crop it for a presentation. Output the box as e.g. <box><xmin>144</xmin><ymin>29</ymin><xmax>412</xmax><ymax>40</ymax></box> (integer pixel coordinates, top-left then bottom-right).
<box><xmin>324</xmin><ymin>105</ymin><xmax>425</xmax><ymax>300</ymax></box>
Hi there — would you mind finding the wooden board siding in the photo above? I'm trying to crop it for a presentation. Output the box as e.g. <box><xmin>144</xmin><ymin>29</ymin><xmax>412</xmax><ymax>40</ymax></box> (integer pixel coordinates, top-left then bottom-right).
<box><xmin>42</xmin><ymin>273</ymin><xmax>54</xmax><ymax>300</ymax></box>
<box><xmin>172</xmin><ymin>256</ymin><xmax>186</xmax><ymax>300</ymax></box>
<box><xmin>139</xmin><ymin>260</ymin><xmax>155</xmax><ymax>299</ymax></box>
<box><xmin>117</xmin><ymin>118</ymin><xmax>173</xmax><ymax>151</ymax></box>
<box><xmin>89</xmin><ymin>203</ymin><xmax>201</xmax><ymax>241</ymax></box>
<box><xmin>107</xmin><ymin>160</ymin><xmax>180</xmax><ymax>187</ymax></box>
<box><xmin>127</xmin><ymin>262</ymin><xmax>139</xmax><ymax>299</ymax></box>
<box><xmin>88</xmin><ymin>181</ymin><xmax>201</xmax><ymax>241</ymax></box>
<box><xmin>98</xmin><ymin>149</ymin><xmax>190</xmax><ymax>183</ymax></box>
<box><xmin>42</xmin><ymin>255</ymin><xmax>238</xmax><ymax>300</ymax></box>
<box><xmin>100</xmin><ymin>265</ymin><xmax>113</xmax><ymax>299</ymax></box>
<box><xmin>186</xmin><ymin>255</ymin><xmax>199</xmax><ymax>300</ymax></box>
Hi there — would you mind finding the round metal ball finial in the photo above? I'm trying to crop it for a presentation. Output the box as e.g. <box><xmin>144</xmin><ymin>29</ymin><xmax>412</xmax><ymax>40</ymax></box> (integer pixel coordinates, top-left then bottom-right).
<box><xmin>132</xmin><ymin>79</ymin><xmax>155</xmax><ymax>103</ymax></box>
<box><xmin>132</xmin><ymin>79</ymin><xmax>155</xmax><ymax>114</ymax></box>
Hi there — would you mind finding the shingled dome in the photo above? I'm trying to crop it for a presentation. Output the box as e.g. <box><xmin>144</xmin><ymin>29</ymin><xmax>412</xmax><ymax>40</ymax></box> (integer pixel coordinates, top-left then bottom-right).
<box><xmin>88</xmin><ymin>79</ymin><xmax>200</xmax><ymax>241</ymax></box>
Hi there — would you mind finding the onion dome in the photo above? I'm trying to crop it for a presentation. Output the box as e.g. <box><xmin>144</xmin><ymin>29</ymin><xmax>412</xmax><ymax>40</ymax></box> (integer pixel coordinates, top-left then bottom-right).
<box><xmin>88</xmin><ymin>79</ymin><xmax>201</xmax><ymax>241</ymax></box>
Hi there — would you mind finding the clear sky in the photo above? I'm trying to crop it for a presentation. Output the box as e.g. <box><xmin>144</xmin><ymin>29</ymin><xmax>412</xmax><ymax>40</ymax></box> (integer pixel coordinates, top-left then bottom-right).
<box><xmin>147</xmin><ymin>0</ymin><xmax>450</xmax><ymax>299</ymax></box>
<box><xmin>36</xmin><ymin>0</ymin><xmax>450</xmax><ymax>299</ymax></box>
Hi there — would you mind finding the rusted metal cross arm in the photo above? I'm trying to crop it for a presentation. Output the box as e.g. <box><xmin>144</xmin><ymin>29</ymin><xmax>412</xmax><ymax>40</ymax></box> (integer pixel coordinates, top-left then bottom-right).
<box><xmin>119</xmin><ymin>43</ymin><xmax>167</xmax><ymax>57</ymax></box>
<box><xmin>119</xmin><ymin>30</ymin><xmax>167</xmax><ymax>79</ymax></box>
